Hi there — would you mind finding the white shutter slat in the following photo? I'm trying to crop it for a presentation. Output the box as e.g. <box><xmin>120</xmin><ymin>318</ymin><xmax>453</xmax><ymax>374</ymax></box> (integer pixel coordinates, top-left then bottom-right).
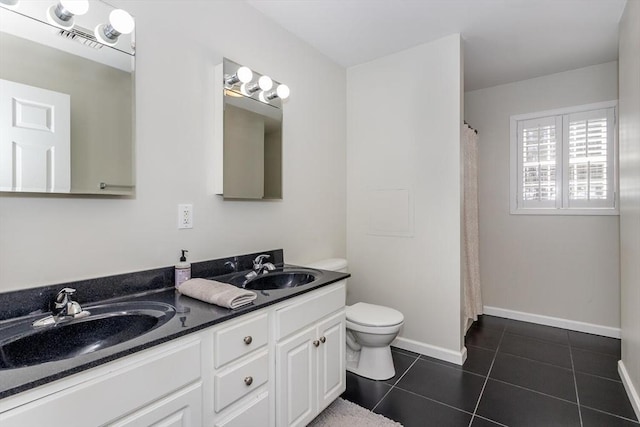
<box><xmin>518</xmin><ymin>116</ymin><xmax>558</xmax><ymax>208</ymax></box>
<box><xmin>567</xmin><ymin>109</ymin><xmax>612</xmax><ymax>205</ymax></box>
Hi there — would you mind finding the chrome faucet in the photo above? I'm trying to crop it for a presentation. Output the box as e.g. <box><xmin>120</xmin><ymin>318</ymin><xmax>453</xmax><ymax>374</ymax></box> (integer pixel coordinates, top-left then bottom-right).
<box><xmin>51</xmin><ymin>288</ymin><xmax>84</xmax><ymax>317</ymax></box>
<box><xmin>244</xmin><ymin>254</ymin><xmax>277</xmax><ymax>281</ymax></box>
<box><xmin>33</xmin><ymin>288</ymin><xmax>89</xmax><ymax>327</ymax></box>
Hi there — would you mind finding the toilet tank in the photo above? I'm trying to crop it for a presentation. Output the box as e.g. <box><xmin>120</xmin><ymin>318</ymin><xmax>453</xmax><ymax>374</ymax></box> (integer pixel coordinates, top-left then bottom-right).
<box><xmin>305</xmin><ymin>258</ymin><xmax>348</xmax><ymax>273</ymax></box>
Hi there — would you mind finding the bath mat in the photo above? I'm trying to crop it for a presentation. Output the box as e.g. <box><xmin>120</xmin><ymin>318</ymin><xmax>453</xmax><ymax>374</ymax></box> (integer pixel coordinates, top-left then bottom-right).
<box><xmin>308</xmin><ymin>398</ymin><xmax>403</xmax><ymax>426</ymax></box>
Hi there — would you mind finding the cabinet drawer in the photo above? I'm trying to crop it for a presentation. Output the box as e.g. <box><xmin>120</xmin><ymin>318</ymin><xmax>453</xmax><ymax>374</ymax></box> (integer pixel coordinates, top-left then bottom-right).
<box><xmin>214</xmin><ymin>312</ymin><xmax>268</xmax><ymax>368</ymax></box>
<box><xmin>214</xmin><ymin>350</ymin><xmax>269</xmax><ymax>413</ymax></box>
<box><xmin>275</xmin><ymin>281</ymin><xmax>345</xmax><ymax>340</ymax></box>
<box><xmin>109</xmin><ymin>382</ymin><xmax>202</xmax><ymax>427</ymax></box>
<box><xmin>214</xmin><ymin>392</ymin><xmax>269</xmax><ymax>427</ymax></box>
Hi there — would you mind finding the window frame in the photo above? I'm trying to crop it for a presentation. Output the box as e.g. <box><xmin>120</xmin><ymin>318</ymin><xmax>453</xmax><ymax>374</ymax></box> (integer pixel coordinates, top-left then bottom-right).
<box><xmin>510</xmin><ymin>100</ymin><xmax>619</xmax><ymax>216</ymax></box>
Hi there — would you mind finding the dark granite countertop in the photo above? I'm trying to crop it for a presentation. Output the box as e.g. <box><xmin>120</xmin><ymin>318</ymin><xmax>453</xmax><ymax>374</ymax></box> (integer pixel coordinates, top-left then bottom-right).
<box><xmin>0</xmin><ymin>250</ymin><xmax>349</xmax><ymax>400</ymax></box>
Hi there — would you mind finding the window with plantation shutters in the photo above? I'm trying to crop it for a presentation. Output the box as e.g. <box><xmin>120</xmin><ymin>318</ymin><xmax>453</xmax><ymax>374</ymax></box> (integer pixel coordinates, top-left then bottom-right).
<box><xmin>510</xmin><ymin>101</ymin><xmax>618</xmax><ymax>215</ymax></box>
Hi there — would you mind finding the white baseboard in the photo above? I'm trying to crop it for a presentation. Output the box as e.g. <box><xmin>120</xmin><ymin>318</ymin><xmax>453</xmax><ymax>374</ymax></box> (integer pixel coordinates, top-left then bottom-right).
<box><xmin>619</xmin><ymin>361</ymin><xmax>640</xmax><ymax>421</ymax></box>
<box><xmin>392</xmin><ymin>336</ymin><xmax>467</xmax><ymax>366</ymax></box>
<box><xmin>483</xmin><ymin>306</ymin><xmax>621</xmax><ymax>338</ymax></box>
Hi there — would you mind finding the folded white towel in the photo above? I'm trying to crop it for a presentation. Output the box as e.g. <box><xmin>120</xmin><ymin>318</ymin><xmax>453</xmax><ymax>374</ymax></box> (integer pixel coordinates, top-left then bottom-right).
<box><xmin>177</xmin><ymin>278</ymin><xmax>257</xmax><ymax>309</ymax></box>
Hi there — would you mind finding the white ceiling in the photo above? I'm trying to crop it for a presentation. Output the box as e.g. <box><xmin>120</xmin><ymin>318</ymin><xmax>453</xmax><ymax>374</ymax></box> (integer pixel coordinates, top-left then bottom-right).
<box><xmin>246</xmin><ymin>0</ymin><xmax>627</xmax><ymax>91</ymax></box>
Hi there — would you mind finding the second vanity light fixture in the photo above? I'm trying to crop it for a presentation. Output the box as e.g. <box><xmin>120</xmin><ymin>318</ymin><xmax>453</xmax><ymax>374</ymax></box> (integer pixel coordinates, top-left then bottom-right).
<box><xmin>224</xmin><ymin>60</ymin><xmax>290</xmax><ymax>107</ymax></box>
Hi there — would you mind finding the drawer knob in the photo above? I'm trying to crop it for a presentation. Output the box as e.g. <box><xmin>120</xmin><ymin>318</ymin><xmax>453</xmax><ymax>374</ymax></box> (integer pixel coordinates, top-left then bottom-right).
<box><xmin>244</xmin><ymin>336</ymin><xmax>253</xmax><ymax>345</ymax></box>
<box><xmin>244</xmin><ymin>376</ymin><xmax>253</xmax><ymax>386</ymax></box>
<box><xmin>313</xmin><ymin>340</ymin><xmax>320</xmax><ymax>347</ymax></box>
<box><xmin>319</xmin><ymin>336</ymin><xmax>326</xmax><ymax>344</ymax></box>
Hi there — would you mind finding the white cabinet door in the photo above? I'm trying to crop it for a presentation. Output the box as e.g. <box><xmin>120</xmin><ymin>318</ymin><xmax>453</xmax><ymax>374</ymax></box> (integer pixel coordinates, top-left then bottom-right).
<box><xmin>0</xmin><ymin>79</ymin><xmax>70</xmax><ymax>192</ymax></box>
<box><xmin>316</xmin><ymin>311</ymin><xmax>346</xmax><ymax>413</ymax></box>
<box><xmin>276</xmin><ymin>326</ymin><xmax>317</xmax><ymax>427</ymax></box>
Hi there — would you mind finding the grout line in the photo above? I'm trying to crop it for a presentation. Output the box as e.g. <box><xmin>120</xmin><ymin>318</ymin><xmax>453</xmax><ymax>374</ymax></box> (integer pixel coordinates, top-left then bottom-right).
<box><xmin>417</xmin><ymin>355</ymin><xmax>487</xmax><ymax>379</ymax></box>
<box><xmin>472</xmin><ymin>414</ymin><xmax>510</xmax><ymax>427</ymax></box>
<box><xmin>502</xmin><ymin>330</ymin><xmax>571</xmax><ymax>348</ymax></box>
<box><xmin>580</xmin><ymin>404</ymin><xmax>640</xmax><ymax>424</ymax></box>
<box><xmin>569</xmin><ymin>344</ymin><xmax>622</xmax><ymax>360</ymax></box>
<box><xmin>488</xmin><ymin>377</ymin><xmax>580</xmax><ymax>406</ymax></box>
<box><xmin>575</xmin><ymin>370</ymin><xmax>623</xmax><ymax>383</ymax></box>
<box><xmin>497</xmin><ymin>350</ymin><xmax>574</xmax><ymax>372</ymax></box>
<box><xmin>371</xmin><ymin>353</ymin><xmax>420</xmax><ymax>412</ymax></box>
<box><xmin>468</xmin><ymin>326</ymin><xmax>506</xmax><ymax>427</ymax></box>
<box><xmin>390</xmin><ymin>384</ymin><xmax>476</xmax><ymax>416</ymax></box>
<box><xmin>569</xmin><ymin>344</ymin><xmax>584</xmax><ymax>427</ymax></box>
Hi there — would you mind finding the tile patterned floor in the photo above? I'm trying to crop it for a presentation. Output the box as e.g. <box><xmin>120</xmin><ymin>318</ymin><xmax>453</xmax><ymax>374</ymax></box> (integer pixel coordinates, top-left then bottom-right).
<box><xmin>341</xmin><ymin>315</ymin><xmax>639</xmax><ymax>427</ymax></box>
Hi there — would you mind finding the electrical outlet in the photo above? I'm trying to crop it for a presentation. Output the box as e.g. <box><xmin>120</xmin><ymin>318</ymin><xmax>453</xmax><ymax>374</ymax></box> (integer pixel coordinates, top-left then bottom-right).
<box><xmin>178</xmin><ymin>204</ymin><xmax>193</xmax><ymax>229</ymax></box>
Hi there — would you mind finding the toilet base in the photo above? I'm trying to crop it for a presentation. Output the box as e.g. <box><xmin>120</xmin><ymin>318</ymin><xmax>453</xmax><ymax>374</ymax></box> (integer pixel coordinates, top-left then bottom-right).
<box><xmin>346</xmin><ymin>345</ymin><xmax>395</xmax><ymax>381</ymax></box>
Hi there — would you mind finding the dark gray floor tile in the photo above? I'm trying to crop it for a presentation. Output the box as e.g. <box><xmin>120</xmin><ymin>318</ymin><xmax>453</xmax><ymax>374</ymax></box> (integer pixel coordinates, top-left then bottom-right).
<box><xmin>505</xmin><ymin>321</ymin><xmax>569</xmax><ymax>345</ymax></box>
<box><xmin>374</xmin><ymin>387</ymin><xmax>472</xmax><ymax>427</ymax></box>
<box><xmin>465</xmin><ymin>324</ymin><xmax>503</xmax><ymax>350</ymax></box>
<box><xmin>490</xmin><ymin>352</ymin><xmax>576</xmax><ymax>402</ymax></box>
<box><xmin>462</xmin><ymin>346</ymin><xmax>496</xmax><ymax>376</ymax></box>
<box><xmin>396</xmin><ymin>358</ymin><xmax>485</xmax><ymax>412</ymax></box>
<box><xmin>385</xmin><ymin>349</ymin><xmax>418</xmax><ymax>385</ymax></box>
<box><xmin>471</xmin><ymin>416</ymin><xmax>506</xmax><ymax>427</ymax></box>
<box><xmin>500</xmin><ymin>332</ymin><xmax>572</xmax><ymax>368</ymax></box>
<box><xmin>572</xmin><ymin>347</ymin><xmax>621</xmax><ymax>380</ymax></box>
<box><xmin>474</xmin><ymin>315</ymin><xmax>512</xmax><ymax>331</ymax></box>
<box><xmin>477</xmin><ymin>379</ymin><xmax>581</xmax><ymax>427</ymax></box>
<box><xmin>568</xmin><ymin>331</ymin><xmax>621</xmax><ymax>357</ymax></box>
<box><xmin>576</xmin><ymin>373</ymin><xmax>638</xmax><ymax>421</ymax></box>
<box><xmin>420</xmin><ymin>346</ymin><xmax>495</xmax><ymax>377</ymax></box>
<box><xmin>341</xmin><ymin>371</ymin><xmax>392</xmax><ymax>410</ymax></box>
<box><xmin>390</xmin><ymin>346</ymin><xmax>420</xmax><ymax>358</ymax></box>
<box><xmin>581</xmin><ymin>406</ymin><xmax>640</xmax><ymax>426</ymax></box>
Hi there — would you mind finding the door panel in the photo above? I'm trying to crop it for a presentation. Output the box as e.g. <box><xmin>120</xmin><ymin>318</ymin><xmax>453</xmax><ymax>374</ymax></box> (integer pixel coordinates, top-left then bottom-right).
<box><xmin>317</xmin><ymin>311</ymin><xmax>346</xmax><ymax>412</ymax></box>
<box><xmin>0</xmin><ymin>79</ymin><xmax>70</xmax><ymax>192</ymax></box>
<box><xmin>276</xmin><ymin>326</ymin><xmax>316</xmax><ymax>427</ymax></box>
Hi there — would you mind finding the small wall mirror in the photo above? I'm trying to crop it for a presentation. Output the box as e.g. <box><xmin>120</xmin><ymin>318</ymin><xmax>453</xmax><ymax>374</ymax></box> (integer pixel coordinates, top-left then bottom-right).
<box><xmin>0</xmin><ymin>0</ymin><xmax>135</xmax><ymax>195</ymax></box>
<box><xmin>214</xmin><ymin>58</ymin><xmax>287</xmax><ymax>200</ymax></box>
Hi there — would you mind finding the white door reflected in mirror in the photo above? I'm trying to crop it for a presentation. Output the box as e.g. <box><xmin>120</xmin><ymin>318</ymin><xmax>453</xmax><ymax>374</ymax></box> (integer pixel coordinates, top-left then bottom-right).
<box><xmin>0</xmin><ymin>79</ymin><xmax>70</xmax><ymax>192</ymax></box>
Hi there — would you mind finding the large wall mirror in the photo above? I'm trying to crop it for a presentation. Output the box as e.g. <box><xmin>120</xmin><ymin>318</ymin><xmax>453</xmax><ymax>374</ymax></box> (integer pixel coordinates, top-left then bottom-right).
<box><xmin>214</xmin><ymin>58</ymin><xmax>289</xmax><ymax>200</ymax></box>
<box><xmin>0</xmin><ymin>0</ymin><xmax>135</xmax><ymax>195</ymax></box>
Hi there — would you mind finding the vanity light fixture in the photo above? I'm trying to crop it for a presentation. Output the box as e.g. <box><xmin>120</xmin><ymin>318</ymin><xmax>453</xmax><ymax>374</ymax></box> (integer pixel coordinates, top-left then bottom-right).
<box><xmin>225</xmin><ymin>66</ymin><xmax>253</xmax><ymax>86</ymax></box>
<box><xmin>260</xmin><ymin>83</ymin><xmax>290</xmax><ymax>102</ymax></box>
<box><xmin>47</xmin><ymin>0</ymin><xmax>89</xmax><ymax>30</ymax></box>
<box><xmin>241</xmin><ymin>75</ymin><xmax>273</xmax><ymax>95</ymax></box>
<box><xmin>94</xmin><ymin>8</ymin><xmax>135</xmax><ymax>46</ymax></box>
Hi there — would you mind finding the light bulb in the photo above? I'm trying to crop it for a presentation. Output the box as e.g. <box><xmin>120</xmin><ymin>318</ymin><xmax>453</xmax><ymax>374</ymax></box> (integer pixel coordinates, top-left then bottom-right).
<box><xmin>258</xmin><ymin>76</ymin><xmax>273</xmax><ymax>91</ymax></box>
<box><xmin>109</xmin><ymin>9</ymin><xmax>135</xmax><ymax>34</ymax></box>
<box><xmin>276</xmin><ymin>84</ymin><xmax>290</xmax><ymax>100</ymax></box>
<box><xmin>0</xmin><ymin>0</ymin><xmax>20</xmax><ymax>9</ymax></box>
<box><xmin>47</xmin><ymin>0</ymin><xmax>88</xmax><ymax>29</ymax></box>
<box><xmin>237</xmin><ymin>66</ymin><xmax>253</xmax><ymax>84</ymax></box>
<box><xmin>95</xmin><ymin>8</ymin><xmax>134</xmax><ymax>46</ymax></box>
<box><xmin>60</xmin><ymin>0</ymin><xmax>88</xmax><ymax>15</ymax></box>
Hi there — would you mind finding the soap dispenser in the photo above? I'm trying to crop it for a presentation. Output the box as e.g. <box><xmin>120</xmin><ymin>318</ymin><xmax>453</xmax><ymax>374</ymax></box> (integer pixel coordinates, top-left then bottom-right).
<box><xmin>175</xmin><ymin>250</ymin><xmax>191</xmax><ymax>288</ymax></box>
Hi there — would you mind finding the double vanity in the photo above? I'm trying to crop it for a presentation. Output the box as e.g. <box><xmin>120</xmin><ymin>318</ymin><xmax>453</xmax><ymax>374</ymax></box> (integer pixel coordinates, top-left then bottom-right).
<box><xmin>0</xmin><ymin>250</ymin><xmax>349</xmax><ymax>426</ymax></box>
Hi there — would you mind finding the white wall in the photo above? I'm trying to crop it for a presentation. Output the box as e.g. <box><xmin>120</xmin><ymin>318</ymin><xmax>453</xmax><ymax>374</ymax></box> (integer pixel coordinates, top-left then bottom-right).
<box><xmin>618</xmin><ymin>0</ymin><xmax>640</xmax><ymax>417</ymax></box>
<box><xmin>0</xmin><ymin>0</ymin><xmax>346</xmax><ymax>291</ymax></box>
<box><xmin>347</xmin><ymin>34</ymin><xmax>464</xmax><ymax>362</ymax></box>
<box><xmin>465</xmin><ymin>62</ymin><xmax>620</xmax><ymax>330</ymax></box>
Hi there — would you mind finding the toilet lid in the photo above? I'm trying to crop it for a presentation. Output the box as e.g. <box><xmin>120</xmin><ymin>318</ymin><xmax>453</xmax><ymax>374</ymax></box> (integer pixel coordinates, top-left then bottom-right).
<box><xmin>346</xmin><ymin>302</ymin><xmax>404</xmax><ymax>327</ymax></box>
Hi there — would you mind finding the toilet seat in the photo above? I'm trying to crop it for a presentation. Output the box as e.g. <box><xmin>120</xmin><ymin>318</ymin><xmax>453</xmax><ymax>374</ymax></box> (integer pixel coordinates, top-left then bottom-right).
<box><xmin>346</xmin><ymin>302</ymin><xmax>404</xmax><ymax>327</ymax></box>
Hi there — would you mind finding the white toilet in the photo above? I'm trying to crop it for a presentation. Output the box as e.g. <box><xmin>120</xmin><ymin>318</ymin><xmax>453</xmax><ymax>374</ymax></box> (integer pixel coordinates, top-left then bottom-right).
<box><xmin>305</xmin><ymin>258</ymin><xmax>404</xmax><ymax>381</ymax></box>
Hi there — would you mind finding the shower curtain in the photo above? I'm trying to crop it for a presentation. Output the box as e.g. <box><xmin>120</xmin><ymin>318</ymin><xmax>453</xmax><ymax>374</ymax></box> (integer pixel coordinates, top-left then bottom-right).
<box><xmin>463</xmin><ymin>124</ymin><xmax>483</xmax><ymax>325</ymax></box>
